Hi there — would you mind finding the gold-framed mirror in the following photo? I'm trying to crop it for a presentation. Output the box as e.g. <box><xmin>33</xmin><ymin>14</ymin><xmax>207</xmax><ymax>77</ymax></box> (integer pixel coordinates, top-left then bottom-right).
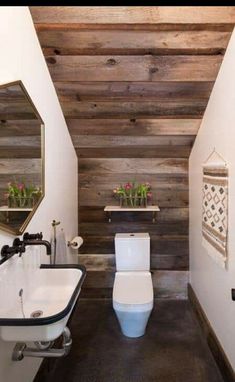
<box><xmin>0</xmin><ymin>81</ymin><xmax>44</xmax><ymax>235</ymax></box>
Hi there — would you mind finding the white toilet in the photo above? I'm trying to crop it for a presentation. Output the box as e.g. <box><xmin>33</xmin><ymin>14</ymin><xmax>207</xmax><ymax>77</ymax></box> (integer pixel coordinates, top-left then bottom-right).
<box><xmin>113</xmin><ymin>233</ymin><xmax>153</xmax><ymax>338</ymax></box>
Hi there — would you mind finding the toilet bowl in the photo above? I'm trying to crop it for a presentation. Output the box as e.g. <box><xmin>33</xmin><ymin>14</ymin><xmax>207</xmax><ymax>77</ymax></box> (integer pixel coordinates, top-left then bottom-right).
<box><xmin>113</xmin><ymin>271</ymin><xmax>153</xmax><ymax>337</ymax></box>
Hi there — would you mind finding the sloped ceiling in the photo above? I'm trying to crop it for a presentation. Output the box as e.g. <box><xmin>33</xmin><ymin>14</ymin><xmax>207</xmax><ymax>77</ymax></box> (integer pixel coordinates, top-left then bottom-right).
<box><xmin>30</xmin><ymin>6</ymin><xmax>235</xmax><ymax>159</ymax></box>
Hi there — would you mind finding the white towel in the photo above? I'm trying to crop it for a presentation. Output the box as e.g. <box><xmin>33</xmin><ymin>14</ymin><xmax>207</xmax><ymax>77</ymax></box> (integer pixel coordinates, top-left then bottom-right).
<box><xmin>55</xmin><ymin>228</ymin><xmax>67</xmax><ymax>264</ymax></box>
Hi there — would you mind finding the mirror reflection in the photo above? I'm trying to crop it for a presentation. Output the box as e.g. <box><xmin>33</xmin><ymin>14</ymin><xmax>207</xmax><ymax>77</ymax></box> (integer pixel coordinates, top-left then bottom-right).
<box><xmin>0</xmin><ymin>81</ymin><xmax>44</xmax><ymax>234</ymax></box>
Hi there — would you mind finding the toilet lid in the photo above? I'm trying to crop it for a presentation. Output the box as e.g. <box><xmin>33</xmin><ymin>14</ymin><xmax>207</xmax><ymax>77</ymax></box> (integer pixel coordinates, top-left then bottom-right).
<box><xmin>113</xmin><ymin>271</ymin><xmax>153</xmax><ymax>305</ymax></box>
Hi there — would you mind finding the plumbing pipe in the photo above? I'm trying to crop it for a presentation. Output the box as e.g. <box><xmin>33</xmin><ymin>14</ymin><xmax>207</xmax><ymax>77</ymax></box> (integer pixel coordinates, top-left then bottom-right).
<box><xmin>12</xmin><ymin>326</ymin><xmax>72</xmax><ymax>361</ymax></box>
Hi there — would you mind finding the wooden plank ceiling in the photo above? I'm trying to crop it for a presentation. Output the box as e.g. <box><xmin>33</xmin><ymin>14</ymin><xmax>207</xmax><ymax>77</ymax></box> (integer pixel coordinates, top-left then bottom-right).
<box><xmin>31</xmin><ymin>7</ymin><xmax>234</xmax><ymax>298</ymax></box>
<box><xmin>30</xmin><ymin>6</ymin><xmax>235</xmax><ymax>156</ymax></box>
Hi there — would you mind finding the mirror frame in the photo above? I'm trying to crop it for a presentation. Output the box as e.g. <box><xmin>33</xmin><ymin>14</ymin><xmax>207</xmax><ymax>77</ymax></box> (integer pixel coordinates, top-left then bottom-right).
<box><xmin>0</xmin><ymin>80</ymin><xmax>45</xmax><ymax>236</ymax></box>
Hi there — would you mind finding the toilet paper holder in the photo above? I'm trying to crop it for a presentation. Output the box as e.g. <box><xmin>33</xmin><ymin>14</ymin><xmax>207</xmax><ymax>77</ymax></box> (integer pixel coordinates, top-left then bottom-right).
<box><xmin>67</xmin><ymin>240</ymin><xmax>77</xmax><ymax>247</ymax></box>
<box><xmin>67</xmin><ymin>236</ymin><xmax>83</xmax><ymax>249</ymax></box>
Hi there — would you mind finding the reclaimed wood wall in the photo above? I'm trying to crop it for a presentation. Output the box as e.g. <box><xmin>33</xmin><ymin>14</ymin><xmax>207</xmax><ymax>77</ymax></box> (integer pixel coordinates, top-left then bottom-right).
<box><xmin>31</xmin><ymin>6</ymin><xmax>235</xmax><ymax>298</ymax></box>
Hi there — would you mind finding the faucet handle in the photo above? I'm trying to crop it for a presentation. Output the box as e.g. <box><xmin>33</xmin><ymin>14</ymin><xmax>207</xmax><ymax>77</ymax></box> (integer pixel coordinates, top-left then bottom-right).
<box><xmin>1</xmin><ymin>245</ymin><xmax>19</xmax><ymax>257</ymax></box>
<box><xmin>13</xmin><ymin>238</ymin><xmax>25</xmax><ymax>257</ymax></box>
<box><xmin>23</xmin><ymin>232</ymin><xmax>43</xmax><ymax>241</ymax></box>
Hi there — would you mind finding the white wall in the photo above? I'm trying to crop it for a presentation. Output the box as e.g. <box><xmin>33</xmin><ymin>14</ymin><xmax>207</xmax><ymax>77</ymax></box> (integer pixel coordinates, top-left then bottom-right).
<box><xmin>0</xmin><ymin>7</ymin><xmax>78</xmax><ymax>382</ymax></box>
<box><xmin>189</xmin><ymin>28</ymin><xmax>235</xmax><ymax>369</ymax></box>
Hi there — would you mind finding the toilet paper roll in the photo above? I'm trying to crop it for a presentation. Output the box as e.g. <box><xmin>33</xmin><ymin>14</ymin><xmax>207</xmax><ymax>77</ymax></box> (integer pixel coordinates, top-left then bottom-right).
<box><xmin>69</xmin><ymin>236</ymin><xmax>83</xmax><ymax>250</ymax></box>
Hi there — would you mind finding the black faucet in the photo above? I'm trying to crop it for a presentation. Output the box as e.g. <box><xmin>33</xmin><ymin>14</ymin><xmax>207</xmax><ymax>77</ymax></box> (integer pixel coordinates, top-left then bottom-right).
<box><xmin>1</xmin><ymin>238</ymin><xmax>25</xmax><ymax>259</ymax></box>
<box><xmin>0</xmin><ymin>232</ymin><xmax>51</xmax><ymax>262</ymax></box>
<box><xmin>22</xmin><ymin>232</ymin><xmax>51</xmax><ymax>255</ymax></box>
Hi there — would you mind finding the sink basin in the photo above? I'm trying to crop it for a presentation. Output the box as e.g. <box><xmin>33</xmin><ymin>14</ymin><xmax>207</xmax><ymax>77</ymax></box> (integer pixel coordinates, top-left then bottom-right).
<box><xmin>0</xmin><ymin>262</ymin><xmax>86</xmax><ymax>342</ymax></box>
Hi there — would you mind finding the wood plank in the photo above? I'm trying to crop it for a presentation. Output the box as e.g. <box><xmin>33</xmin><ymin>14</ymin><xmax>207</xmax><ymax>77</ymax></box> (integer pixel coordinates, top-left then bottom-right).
<box><xmin>78</xmin><ymin>158</ymin><xmax>188</xmax><ymax>174</ymax></box>
<box><xmin>78</xmin><ymin>253</ymin><xmax>189</xmax><ymax>271</ymax></box>
<box><xmin>31</xmin><ymin>7</ymin><xmax>235</xmax><ymax>31</ymax></box>
<box><xmin>0</xmin><ymin>85</ymin><xmax>29</xmax><ymax>102</ymax></box>
<box><xmin>78</xmin><ymin>254</ymin><xmax>115</xmax><ymax>271</ymax></box>
<box><xmin>152</xmin><ymin>254</ymin><xmax>189</xmax><ymax>270</ymax></box>
<box><xmin>79</xmin><ymin>174</ymin><xmax>188</xmax><ymax>190</ymax></box>
<box><xmin>46</xmin><ymin>55</ymin><xmax>223</xmax><ymax>82</ymax></box>
<box><xmin>57</xmin><ymin>82</ymin><xmax>213</xmax><ymax>102</ymax></box>
<box><xmin>0</xmin><ymin>159</ymin><xmax>41</xmax><ymax>174</ymax></box>
<box><xmin>72</xmin><ymin>135</ymin><xmax>194</xmax><ymax>148</ymax></box>
<box><xmin>0</xmin><ymin>148</ymin><xmax>41</xmax><ymax>159</ymax></box>
<box><xmin>79</xmin><ymin>235</ymin><xmax>189</xmax><ymax>255</ymax></box>
<box><xmin>62</xmin><ymin>101</ymin><xmax>205</xmax><ymax>119</ymax></box>
<box><xmin>79</xmin><ymin>189</ymin><xmax>188</xmax><ymax>207</ymax></box>
<box><xmin>38</xmin><ymin>30</ymin><xmax>231</xmax><ymax>55</ymax></box>
<box><xmin>67</xmin><ymin>118</ymin><xmax>201</xmax><ymax>136</ymax></box>
<box><xmin>0</xmin><ymin>120</ymin><xmax>41</xmax><ymax>137</ymax></box>
<box><xmin>81</xmin><ymin>270</ymin><xmax>188</xmax><ymax>299</ymax></box>
<box><xmin>0</xmin><ymin>105</ymin><xmax>39</xmax><ymax>120</ymax></box>
<box><xmin>0</xmin><ymin>174</ymin><xmax>41</xmax><ymax>189</ymax></box>
<box><xmin>79</xmin><ymin>207</ymin><xmax>189</xmax><ymax>223</ymax></box>
<box><xmin>0</xmin><ymin>136</ymin><xmax>41</xmax><ymax>147</ymax></box>
<box><xmin>79</xmin><ymin>222</ymin><xmax>188</xmax><ymax>236</ymax></box>
<box><xmin>76</xmin><ymin>146</ymin><xmax>192</xmax><ymax>158</ymax></box>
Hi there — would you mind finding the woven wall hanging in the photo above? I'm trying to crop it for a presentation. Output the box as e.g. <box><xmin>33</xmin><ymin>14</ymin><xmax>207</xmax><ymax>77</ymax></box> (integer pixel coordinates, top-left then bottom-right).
<box><xmin>202</xmin><ymin>149</ymin><xmax>228</xmax><ymax>268</ymax></box>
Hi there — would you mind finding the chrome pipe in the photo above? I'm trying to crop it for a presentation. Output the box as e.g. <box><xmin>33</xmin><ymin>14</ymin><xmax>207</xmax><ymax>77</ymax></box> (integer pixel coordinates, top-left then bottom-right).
<box><xmin>12</xmin><ymin>326</ymin><xmax>72</xmax><ymax>361</ymax></box>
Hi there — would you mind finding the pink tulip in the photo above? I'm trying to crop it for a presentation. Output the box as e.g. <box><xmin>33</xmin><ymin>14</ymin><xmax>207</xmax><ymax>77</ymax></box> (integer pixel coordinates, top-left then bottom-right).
<box><xmin>113</xmin><ymin>189</ymin><xmax>117</xmax><ymax>193</ymax></box>
<box><xmin>18</xmin><ymin>183</ymin><xmax>25</xmax><ymax>191</ymax></box>
<box><xmin>147</xmin><ymin>192</ymin><xmax>152</xmax><ymax>199</ymax></box>
<box><xmin>125</xmin><ymin>182</ymin><xmax>132</xmax><ymax>190</ymax></box>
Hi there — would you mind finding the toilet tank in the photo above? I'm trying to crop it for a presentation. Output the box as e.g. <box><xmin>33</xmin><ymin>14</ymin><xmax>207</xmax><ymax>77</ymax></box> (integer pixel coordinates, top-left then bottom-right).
<box><xmin>115</xmin><ymin>233</ymin><xmax>150</xmax><ymax>271</ymax></box>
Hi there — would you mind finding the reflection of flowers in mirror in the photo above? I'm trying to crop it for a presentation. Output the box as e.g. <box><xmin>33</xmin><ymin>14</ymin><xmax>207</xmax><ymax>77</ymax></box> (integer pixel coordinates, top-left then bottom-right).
<box><xmin>5</xmin><ymin>181</ymin><xmax>42</xmax><ymax>208</ymax></box>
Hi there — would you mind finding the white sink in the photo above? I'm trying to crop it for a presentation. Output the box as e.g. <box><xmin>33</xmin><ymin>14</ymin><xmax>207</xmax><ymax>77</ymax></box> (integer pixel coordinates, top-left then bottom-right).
<box><xmin>0</xmin><ymin>259</ymin><xmax>86</xmax><ymax>342</ymax></box>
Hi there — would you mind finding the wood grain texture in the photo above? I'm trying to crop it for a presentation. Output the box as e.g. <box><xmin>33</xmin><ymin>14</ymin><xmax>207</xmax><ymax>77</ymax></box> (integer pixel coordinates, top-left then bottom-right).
<box><xmin>79</xmin><ymin>235</ymin><xmax>189</xmax><ymax>255</ymax></box>
<box><xmin>0</xmin><ymin>148</ymin><xmax>41</xmax><ymax>159</ymax></box>
<box><xmin>31</xmin><ymin>7</ymin><xmax>235</xmax><ymax>31</ymax></box>
<box><xmin>67</xmin><ymin>118</ymin><xmax>201</xmax><ymax>136</ymax></box>
<box><xmin>80</xmin><ymin>222</ymin><xmax>188</xmax><ymax>236</ymax></box>
<box><xmin>0</xmin><ymin>159</ymin><xmax>41</xmax><ymax>174</ymax></box>
<box><xmin>72</xmin><ymin>135</ymin><xmax>194</xmax><ymax>148</ymax></box>
<box><xmin>79</xmin><ymin>206</ymin><xmax>189</xmax><ymax>223</ymax></box>
<box><xmin>57</xmin><ymin>82</ymin><xmax>213</xmax><ymax>102</ymax></box>
<box><xmin>0</xmin><ymin>120</ymin><xmax>41</xmax><ymax>136</ymax></box>
<box><xmin>79</xmin><ymin>189</ymin><xmax>188</xmax><ymax>207</ymax></box>
<box><xmin>78</xmin><ymin>253</ymin><xmax>189</xmax><ymax>271</ymax></box>
<box><xmin>80</xmin><ymin>270</ymin><xmax>188</xmax><ymax>299</ymax></box>
<box><xmin>79</xmin><ymin>174</ymin><xmax>188</xmax><ymax>189</ymax></box>
<box><xmin>38</xmin><ymin>30</ymin><xmax>231</xmax><ymax>55</ymax></box>
<box><xmin>76</xmin><ymin>146</ymin><xmax>191</xmax><ymax>158</ymax></box>
<box><xmin>78</xmin><ymin>158</ymin><xmax>188</xmax><ymax>174</ymax></box>
<box><xmin>0</xmin><ymin>173</ymin><xmax>41</xmax><ymax>188</ymax></box>
<box><xmin>0</xmin><ymin>136</ymin><xmax>41</xmax><ymax>147</ymax></box>
<box><xmin>30</xmin><ymin>6</ymin><xmax>231</xmax><ymax>295</ymax></box>
<box><xmin>62</xmin><ymin>101</ymin><xmax>205</xmax><ymax>118</ymax></box>
<box><xmin>46</xmin><ymin>55</ymin><xmax>223</xmax><ymax>82</ymax></box>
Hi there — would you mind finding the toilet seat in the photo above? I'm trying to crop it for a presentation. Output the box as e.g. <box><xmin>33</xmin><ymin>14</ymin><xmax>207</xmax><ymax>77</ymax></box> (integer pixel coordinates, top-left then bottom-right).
<box><xmin>113</xmin><ymin>271</ymin><xmax>153</xmax><ymax>312</ymax></box>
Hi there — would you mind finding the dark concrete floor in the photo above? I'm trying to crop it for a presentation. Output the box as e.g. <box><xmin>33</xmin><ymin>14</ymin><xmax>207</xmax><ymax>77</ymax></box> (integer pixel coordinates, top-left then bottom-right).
<box><xmin>34</xmin><ymin>299</ymin><xmax>224</xmax><ymax>382</ymax></box>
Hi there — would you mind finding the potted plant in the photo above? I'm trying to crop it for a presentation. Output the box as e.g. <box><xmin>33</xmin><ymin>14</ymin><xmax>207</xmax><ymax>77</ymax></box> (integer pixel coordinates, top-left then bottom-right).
<box><xmin>5</xmin><ymin>181</ymin><xmax>42</xmax><ymax>208</ymax></box>
<box><xmin>113</xmin><ymin>182</ymin><xmax>152</xmax><ymax>208</ymax></box>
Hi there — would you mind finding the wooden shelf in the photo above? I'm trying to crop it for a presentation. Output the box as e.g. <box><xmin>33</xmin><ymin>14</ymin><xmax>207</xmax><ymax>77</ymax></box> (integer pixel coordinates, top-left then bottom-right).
<box><xmin>0</xmin><ymin>206</ymin><xmax>33</xmax><ymax>212</ymax></box>
<box><xmin>0</xmin><ymin>206</ymin><xmax>33</xmax><ymax>224</ymax></box>
<box><xmin>104</xmin><ymin>205</ymin><xmax>160</xmax><ymax>223</ymax></box>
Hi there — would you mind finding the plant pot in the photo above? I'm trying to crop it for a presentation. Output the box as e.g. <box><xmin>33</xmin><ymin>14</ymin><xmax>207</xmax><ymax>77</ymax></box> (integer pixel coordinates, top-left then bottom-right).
<box><xmin>8</xmin><ymin>196</ymin><xmax>34</xmax><ymax>209</ymax></box>
<box><xmin>119</xmin><ymin>196</ymin><xmax>147</xmax><ymax>208</ymax></box>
